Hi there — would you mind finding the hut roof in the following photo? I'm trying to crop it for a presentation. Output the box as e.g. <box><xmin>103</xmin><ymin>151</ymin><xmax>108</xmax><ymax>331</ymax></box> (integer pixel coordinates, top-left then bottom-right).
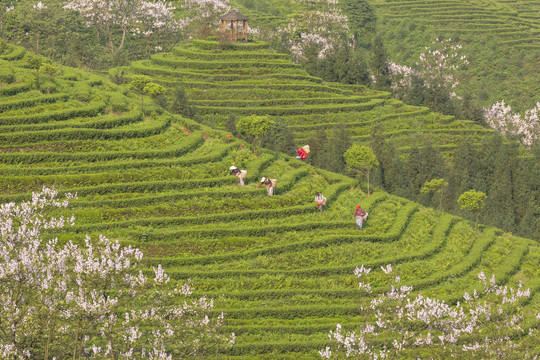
<box><xmin>220</xmin><ymin>11</ymin><xmax>249</xmax><ymax>21</ymax></box>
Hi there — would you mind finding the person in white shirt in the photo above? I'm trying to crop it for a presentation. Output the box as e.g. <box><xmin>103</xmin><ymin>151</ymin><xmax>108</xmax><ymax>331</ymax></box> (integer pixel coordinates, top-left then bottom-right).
<box><xmin>257</xmin><ymin>177</ymin><xmax>275</xmax><ymax>196</ymax></box>
<box><xmin>229</xmin><ymin>166</ymin><xmax>245</xmax><ymax>186</ymax></box>
<box><xmin>314</xmin><ymin>192</ymin><xmax>327</xmax><ymax>213</ymax></box>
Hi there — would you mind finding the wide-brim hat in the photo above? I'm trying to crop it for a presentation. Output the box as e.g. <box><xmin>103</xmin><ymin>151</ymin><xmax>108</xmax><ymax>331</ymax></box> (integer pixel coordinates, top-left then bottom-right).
<box><xmin>260</xmin><ymin>176</ymin><xmax>267</xmax><ymax>182</ymax></box>
<box><xmin>229</xmin><ymin>165</ymin><xmax>238</xmax><ymax>170</ymax></box>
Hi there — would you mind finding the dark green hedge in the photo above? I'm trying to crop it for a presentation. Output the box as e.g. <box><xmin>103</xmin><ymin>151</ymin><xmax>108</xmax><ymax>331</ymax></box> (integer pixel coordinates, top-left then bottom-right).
<box><xmin>0</xmin><ymin>93</ymin><xmax>69</xmax><ymax>112</ymax></box>
<box><xmin>0</xmin><ymin>109</ymin><xmax>140</xmax><ymax>133</ymax></box>
<box><xmin>0</xmin><ymin>102</ymin><xmax>107</xmax><ymax>126</ymax></box>
<box><xmin>191</xmin><ymin>95</ymin><xmax>380</xmax><ymax>108</ymax></box>
<box><xmin>151</xmin><ymin>53</ymin><xmax>299</xmax><ymax>70</ymax></box>
<box><xmin>0</xmin><ymin>129</ymin><xmax>203</xmax><ymax>165</ymax></box>
<box><xmin>194</xmin><ymin>99</ymin><xmax>383</xmax><ymax>116</ymax></box>
<box><xmin>173</xmin><ymin>47</ymin><xmax>289</xmax><ymax>61</ymax></box>
<box><xmin>0</xmin><ymin>116</ymin><xmax>170</xmax><ymax>145</ymax></box>
<box><xmin>191</xmin><ymin>39</ymin><xmax>270</xmax><ymax>51</ymax></box>
<box><xmin>0</xmin><ymin>82</ymin><xmax>30</xmax><ymax>96</ymax></box>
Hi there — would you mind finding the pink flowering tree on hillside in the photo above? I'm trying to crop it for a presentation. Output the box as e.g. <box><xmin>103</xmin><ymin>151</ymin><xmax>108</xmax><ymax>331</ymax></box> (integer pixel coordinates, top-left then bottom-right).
<box><xmin>63</xmin><ymin>0</ymin><xmax>180</xmax><ymax>53</ymax></box>
<box><xmin>320</xmin><ymin>265</ymin><xmax>539</xmax><ymax>359</ymax></box>
<box><xmin>387</xmin><ymin>38</ymin><xmax>468</xmax><ymax>112</ymax></box>
<box><xmin>278</xmin><ymin>0</ymin><xmax>350</xmax><ymax>62</ymax></box>
<box><xmin>175</xmin><ymin>0</ymin><xmax>262</xmax><ymax>40</ymax></box>
<box><xmin>176</xmin><ymin>0</ymin><xmax>231</xmax><ymax>39</ymax></box>
<box><xmin>0</xmin><ymin>187</ymin><xmax>233</xmax><ymax>359</ymax></box>
<box><xmin>483</xmin><ymin>101</ymin><xmax>540</xmax><ymax>147</ymax></box>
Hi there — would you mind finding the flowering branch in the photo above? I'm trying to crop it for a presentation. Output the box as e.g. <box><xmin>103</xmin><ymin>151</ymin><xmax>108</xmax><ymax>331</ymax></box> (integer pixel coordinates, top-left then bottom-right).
<box><xmin>483</xmin><ymin>101</ymin><xmax>540</xmax><ymax>146</ymax></box>
<box><xmin>320</xmin><ymin>265</ymin><xmax>538</xmax><ymax>359</ymax></box>
<box><xmin>0</xmin><ymin>187</ymin><xmax>234</xmax><ymax>359</ymax></box>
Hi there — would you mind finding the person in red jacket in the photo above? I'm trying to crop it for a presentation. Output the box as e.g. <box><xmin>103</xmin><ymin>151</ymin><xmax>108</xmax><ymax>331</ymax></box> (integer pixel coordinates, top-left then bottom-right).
<box><xmin>353</xmin><ymin>205</ymin><xmax>367</xmax><ymax>230</ymax></box>
<box><xmin>295</xmin><ymin>147</ymin><xmax>308</xmax><ymax>160</ymax></box>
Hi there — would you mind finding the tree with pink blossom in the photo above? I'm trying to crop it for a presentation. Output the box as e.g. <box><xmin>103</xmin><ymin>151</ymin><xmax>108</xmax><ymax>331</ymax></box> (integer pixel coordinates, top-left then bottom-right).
<box><xmin>278</xmin><ymin>0</ymin><xmax>350</xmax><ymax>62</ymax></box>
<box><xmin>387</xmin><ymin>38</ymin><xmax>468</xmax><ymax>113</ymax></box>
<box><xmin>63</xmin><ymin>0</ymin><xmax>180</xmax><ymax>53</ymax></box>
<box><xmin>320</xmin><ymin>265</ymin><xmax>538</xmax><ymax>359</ymax></box>
<box><xmin>0</xmin><ymin>187</ymin><xmax>233</xmax><ymax>359</ymax></box>
<box><xmin>176</xmin><ymin>0</ymin><xmax>232</xmax><ymax>39</ymax></box>
<box><xmin>483</xmin><ymin>101</ymin><xmax>540</xmax><ymax>147</ymax></box>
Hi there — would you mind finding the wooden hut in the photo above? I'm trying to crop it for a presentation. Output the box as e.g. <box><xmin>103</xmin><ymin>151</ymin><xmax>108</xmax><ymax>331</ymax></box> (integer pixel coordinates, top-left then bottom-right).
<box><xmin>220</xmin><ymin>11</ymin><xmax>249</xmax><ymax>42</ymax></box>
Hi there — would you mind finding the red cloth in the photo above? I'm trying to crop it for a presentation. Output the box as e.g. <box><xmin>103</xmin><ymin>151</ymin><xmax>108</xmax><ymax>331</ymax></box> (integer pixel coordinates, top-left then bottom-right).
<box><xmin>354</xmin><ymin>208</ymin><xmax>366</xmax><ymax>217</ymax></box>
<box><xmin>296</xmin><ymin>148</ymin><xmax>307</xmax><ymax>159</ymax></box>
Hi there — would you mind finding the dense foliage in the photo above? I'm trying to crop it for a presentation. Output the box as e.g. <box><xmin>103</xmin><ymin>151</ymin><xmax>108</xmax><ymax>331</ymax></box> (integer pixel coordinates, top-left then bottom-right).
<box><xmin>0</xmin><ymin>188</ymin><xmax>233</xmax><ymax>359</ymax></box>
<box><xmin>0</xmin><ymin>42</ymin><xmax>538</xmax><ymax>357</ymax></box>
<box><xmin>117</xmin><ymin>38</ymin><xmax>539</xmax><ymax>240</ymax></box>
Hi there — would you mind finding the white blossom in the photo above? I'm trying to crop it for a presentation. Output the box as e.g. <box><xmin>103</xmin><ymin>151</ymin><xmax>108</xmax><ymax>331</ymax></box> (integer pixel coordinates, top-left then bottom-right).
<box><xmin>483</xmin><ymin>101</ymin><xmax>540</xmax><ymax>146</ymax></box>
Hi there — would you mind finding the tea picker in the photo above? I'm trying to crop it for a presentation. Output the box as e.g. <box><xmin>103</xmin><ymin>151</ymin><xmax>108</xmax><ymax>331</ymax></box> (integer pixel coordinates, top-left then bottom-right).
<box><xmin>353</xmin><ymin>205</ymin><xmax>368</xmax><ymax>230</ymax></box>
<box><xmin>229</xmin><ymin>166</ymin><xmax>247</xmax><ymax>186</ymax></box>
<box><xmin>295</xmin><ymin>145</ymin><xmax>310</xmax><ymax>160</ymax></box>
<box><xmin>314</xmin><ymin>192</ymin><xmax>327</xmax><ymax>213</ymax></box>
<box><xmin>257</xmin><ymin>176</ymin><xmax>276</xmax><ymax>196</ymax></box>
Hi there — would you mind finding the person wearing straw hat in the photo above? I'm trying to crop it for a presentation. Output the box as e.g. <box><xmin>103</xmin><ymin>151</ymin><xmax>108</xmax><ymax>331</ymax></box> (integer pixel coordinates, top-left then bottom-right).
<box><xmin>257</xmin><ymin>176</ymin><xmax>276</xmax><ymax>196</ymax></box>
<box><xmin>314</xmin><ymin>192</ymin><xmax>327</xmax><ymax>213</ymax></box>
<box><xmin>229</xmin><ymin>166</ymin><xmax>246</xmax><ymax>186</ymax></box>
<box><xmin>295</xmin><ymin>145</ymin><xmax>310</xmax><ymax>160</ymax></box>
<box><xmin>353</xmin><ymin>205</ymin><xmax>367</xmax><ymax>230</ymax></box>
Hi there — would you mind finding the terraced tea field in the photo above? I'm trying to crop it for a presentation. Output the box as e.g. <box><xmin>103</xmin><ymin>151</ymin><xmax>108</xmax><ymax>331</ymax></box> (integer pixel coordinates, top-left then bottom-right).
<box><xmin>371</xmin><ymin>0</ymin><xmax>539</xmax><ymax>49</ymax></box>
<box><xmin>122</xmin><ymin>39</ymin><xmax>497</xmax><ymax>155</ymax></box>
<box><xmin>369</xmin><ymin>0</ymin><xmax>540</xmax><ymax>109</ymax></box>
<box><xmin>1</xmin><ymin>43</ymin><xmax>539</xmax><ymax>358</ymax></box>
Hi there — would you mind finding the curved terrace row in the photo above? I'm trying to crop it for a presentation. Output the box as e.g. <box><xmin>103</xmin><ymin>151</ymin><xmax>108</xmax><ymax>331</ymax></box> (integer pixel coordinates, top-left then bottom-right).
<box><xmin>0</xmin><ymin>43</ymin><xmax>538</xmax><ymax>358</ymax></box>
<box><xmin>120</xmin><ymin>39</ymin><xmax>495</xmax><ymax>155</ymax></box>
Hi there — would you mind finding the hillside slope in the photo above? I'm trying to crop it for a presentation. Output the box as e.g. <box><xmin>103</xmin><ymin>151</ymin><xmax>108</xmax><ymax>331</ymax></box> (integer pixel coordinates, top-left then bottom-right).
<box><xmin>231</xmin><ymin>0</ymin><xmax>539</xmax><ymax>110</ymax></box>
<box><xmin>371</xmin><ymin>0</ymin><xmax>539</xmax><ymax>110</ymax></box>
<box><xmin>121</xmin><ymin>39</ymin><xmax>495</xmax><ymax>155</ymax></box>
<box><xmin>0</xmin><ymin>43</ymin><xmax>539</xmax><ymax>358</ymax></box>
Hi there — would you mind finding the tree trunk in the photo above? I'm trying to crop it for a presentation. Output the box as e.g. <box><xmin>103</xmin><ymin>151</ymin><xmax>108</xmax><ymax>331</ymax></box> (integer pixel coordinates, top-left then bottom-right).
<box><xmin>118</xmin><ymin>27</ymin><xmax>126</xmax><ymax>51</ymax></box>
<box><xmin>107</xmin><ymin>25</ymin><xmax>114</xmax><ymax>53</ymax></box>
<box><xmin>72</xmin><ymin>318</ymin><xmax>81</xmax><ymax>360</ymax></box>
<box><xmin>44</xmin><ymin>316</ymin><xmax>56</xmax><ymax>360</ymax></box>
<box><xmin>367</xmin><ymin>168</ymin><xmax>371</xmax><ymax>196</ymax></box>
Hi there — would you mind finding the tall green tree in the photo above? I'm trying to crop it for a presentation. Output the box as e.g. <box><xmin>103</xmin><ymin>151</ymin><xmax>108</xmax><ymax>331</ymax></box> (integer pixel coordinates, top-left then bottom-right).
<box><xmin>484</xmin><ymin>140</ymin><xmax>517</xmax><ymax>232</ymax></box>
<box><xmin>344</xmin><ymin>144</ymin><xmax>379</xmax><ymax>196</ymax></box>
<box><xmin>421</xmin><ymin>178</ymin><xmax>449</xmax><ymax>214</ymax></box>
<box><xmin>169</xmin><ymin>81</ymin><xmax>193</xmax><ymax>117</ymax></box>
<box><xmin>450</xmin><ymin>139</ymin><xmax>480</xmax><ymax>210</ymax></box>
<box><xmin>129</xmin><ymin>75</ymin><xmax>152</xmax><ymax>110</ymax></box>
<box><xmin>322</xmin><ymin>127</ymin><xmax>351</xmax><ymax>174</ymax></box>
<box><xmin>458</xmin><ymin>189</ymin><xmax>487</xmax><ymax>231</ymax></box>
<box><xmin>371</xmin><ymin>33</ymin><xmax>390</xmax><ymax>89</ymax></box>
<box><xmin>41</xmin><ymin>63</ymin><xmax>59</xmax><ymax>94</ymax></box>
<box><xmin>143</xmin><ymin>82</ymin><xmax>167</xmax><ymax>112</ymax></box>
<box><xmin>236</xmin><ymin>115</ymin><xmax>274</xmax><ymax>155</ymax></box>
<box><xmin>24</xmin><ymin>53</ymin><xmax>43</xmax><ymax>90</ymax></box>
<box><xmin>261</xmin><ymin>118</ymin><xmax>295</xmax><ymax>154</ymax></box>
<box><xmin>306</xmin><ymin>128</ymin><xmax>327</xmax><ymax>168</ymax></box>
<box><xmin>340</xmin><ymin>0</ymin><xmax>376</xmax><ymax>50</ymax></box>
